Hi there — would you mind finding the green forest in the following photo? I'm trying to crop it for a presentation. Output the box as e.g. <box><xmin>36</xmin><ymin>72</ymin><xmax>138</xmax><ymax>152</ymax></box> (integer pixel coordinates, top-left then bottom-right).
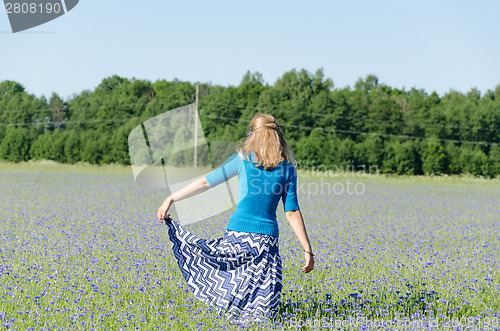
<box><xmin>0</xmin><ymin>68</ymin><xmax>499</xmax><ymax>177</ymax></box>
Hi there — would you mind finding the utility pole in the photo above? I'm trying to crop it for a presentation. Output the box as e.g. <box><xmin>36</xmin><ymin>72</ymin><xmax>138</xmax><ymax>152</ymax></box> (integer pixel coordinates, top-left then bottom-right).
<box><xmin>194</xmin><ymin>84</ymin><xmax>199</xmax><ymax>170</ymax></box>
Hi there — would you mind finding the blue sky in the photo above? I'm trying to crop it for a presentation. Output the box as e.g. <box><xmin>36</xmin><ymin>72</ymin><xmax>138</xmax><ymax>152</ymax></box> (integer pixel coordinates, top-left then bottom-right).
<box><xmin>1</xmin><ymin>0</ymin><xmax>499</xmax><ymax>100</ymax></box>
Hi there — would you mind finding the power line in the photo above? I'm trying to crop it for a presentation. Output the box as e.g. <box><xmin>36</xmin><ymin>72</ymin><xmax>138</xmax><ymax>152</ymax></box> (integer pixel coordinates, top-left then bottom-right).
<box><xmin>0</xmin><ymin>117</ymin><xmax>149</xmax><ymax>127</ymax></box>
<box><xmin>203</xmin><ymin>101</ymin><xmax>500</xmax><ymax>133</ymax></box>
<box><xmin>1</xmin><ymin>99</ymin><xmax>499</xmax><ymax>133</ymax></box>
<box><xmin>203</xmin><ymin>114</ymin><xmax>500</xmax><ymax>147</ymax></box>
<box><xmin>0</xmin><ymin>96</ymin><xmax>185</xmax><ymax>114</ymax></box>
<box><xmin>1</xmin><ymin>102</ymin><xmax>498</xmax><ymax>146</ymax></box>
<box><xmin>0</xmin><ymin>101</ymin><xmax>153</xmax><ymax>114</ymax></box>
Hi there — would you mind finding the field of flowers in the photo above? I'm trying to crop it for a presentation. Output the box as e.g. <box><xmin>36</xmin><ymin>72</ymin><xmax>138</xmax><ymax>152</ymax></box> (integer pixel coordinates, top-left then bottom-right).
<box><xmin>0</xmin><ymin>161</ymin><xmax>499</xmax><ymax>330</ymax></box>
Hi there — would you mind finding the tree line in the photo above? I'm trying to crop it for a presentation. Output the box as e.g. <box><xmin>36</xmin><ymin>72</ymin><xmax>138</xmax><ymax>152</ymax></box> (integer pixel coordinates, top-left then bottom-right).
<box><xmin>0</xmin><ymin>69</ymin><xmax>499</xmax><ymax>177</ymax></box>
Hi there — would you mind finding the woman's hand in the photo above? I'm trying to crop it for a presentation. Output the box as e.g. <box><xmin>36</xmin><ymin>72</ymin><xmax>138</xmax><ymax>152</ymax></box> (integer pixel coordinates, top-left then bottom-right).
<box><xmin>157</xmin><ymin>196</ymin><xmax>173</xmax><ymax>223</ymax></box>
<box><xmin>302</xmin><ymin>252</ymin><xmax>314</xmax><ymax>273</ymax></box>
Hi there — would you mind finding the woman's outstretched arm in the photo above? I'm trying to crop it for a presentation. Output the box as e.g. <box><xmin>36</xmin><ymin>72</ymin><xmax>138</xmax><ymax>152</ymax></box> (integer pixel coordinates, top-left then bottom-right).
<box><xmin>285</xmin><ymin>209</ymin><xmax>314</xmax><ymax>273</ymax></box>
<box><xmin>157</xmin><ymin>153</ymin><xmax>239</xmax><ymax>222</ymax></box>
<box><xmin>156</xmin><ymin>177</ymin><xmax>211</xmax><ymax>221</ymax></box>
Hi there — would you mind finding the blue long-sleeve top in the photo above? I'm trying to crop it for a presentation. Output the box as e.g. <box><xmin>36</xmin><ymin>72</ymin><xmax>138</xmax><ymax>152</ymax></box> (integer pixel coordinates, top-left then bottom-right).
<box><xmin>204</xmin><ymin>150</ymin><xmax>300</xmax><ymax>238</ymax></box>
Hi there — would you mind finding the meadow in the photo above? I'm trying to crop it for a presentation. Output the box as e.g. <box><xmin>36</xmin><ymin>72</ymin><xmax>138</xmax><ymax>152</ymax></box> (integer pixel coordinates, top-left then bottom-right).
<box><xmin>0</xmin><ymin>160</ymin><xmax>499</xmax><ymax>330</ymax></box>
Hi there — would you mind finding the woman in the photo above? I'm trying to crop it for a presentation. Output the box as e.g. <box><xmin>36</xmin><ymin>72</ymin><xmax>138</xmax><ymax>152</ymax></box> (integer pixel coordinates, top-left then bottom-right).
<box><xmin>156</xmin><ymin>114</ymin><xmax>314</xmax><ymax>325</ymax></box>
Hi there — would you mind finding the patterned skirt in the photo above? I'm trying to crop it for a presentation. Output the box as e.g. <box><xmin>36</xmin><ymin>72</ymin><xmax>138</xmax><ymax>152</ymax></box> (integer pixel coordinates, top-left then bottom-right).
<box><xmin>163</xmin><ymin>217</ymin><xmax>282</xmax><ymax>324</ymax></box>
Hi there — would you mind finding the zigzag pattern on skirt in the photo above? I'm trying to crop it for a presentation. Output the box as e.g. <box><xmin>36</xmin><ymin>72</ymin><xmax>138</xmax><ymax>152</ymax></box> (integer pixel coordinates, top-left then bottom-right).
<box><xmin>163</xmin><ymin>217</ymin><xmax>282</xmax><ymax>323</ymax></box>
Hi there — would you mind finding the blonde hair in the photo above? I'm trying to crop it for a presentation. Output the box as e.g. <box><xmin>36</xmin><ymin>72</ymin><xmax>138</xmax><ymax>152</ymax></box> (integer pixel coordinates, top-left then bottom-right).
<box><xmin>237</xmin><ymin>114</ymin><xmax>297</xmax><ymax>170</ymax></box>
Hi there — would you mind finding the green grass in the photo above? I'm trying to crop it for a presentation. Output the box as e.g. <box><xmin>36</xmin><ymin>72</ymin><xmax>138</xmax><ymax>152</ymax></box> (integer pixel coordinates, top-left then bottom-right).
<box><xmin>0</xmin><ymin>160</ymin><xmax>499</xmax><ymax>330</ymax></box>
